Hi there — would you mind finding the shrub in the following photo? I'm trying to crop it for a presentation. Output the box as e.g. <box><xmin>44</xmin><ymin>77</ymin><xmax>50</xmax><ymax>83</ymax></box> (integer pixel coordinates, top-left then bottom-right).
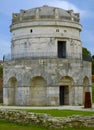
<box><xmin>92</xmin><ymin>75</ymin><xmax>94</xmax><ymax>83</ymax></box>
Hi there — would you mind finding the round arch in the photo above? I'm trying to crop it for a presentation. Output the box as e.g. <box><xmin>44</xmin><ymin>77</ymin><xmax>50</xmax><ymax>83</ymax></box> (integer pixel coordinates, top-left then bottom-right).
<box><xmin>83</xmin><ymin>76</ymin><xmax>89</xmax><ymax>103</ymax></box>
<box><xmin>8</xmin><ymin>77</ymin><xmax>17</xmax><ymax>105</ymax></box>
<box><xmin>30</xmin><ymin>76</ymin><xmax>47</xmax><ymax>106</ymax></box>
<box><xmin>59</xmin><ymin>76</ymin><xmax>74</xmax><ymax>86</ymax></box>
<box><xmin>83</xmin><ymin>76</ymin><xmax>89</xmax><ymax>92</ymax></box>
<box><xmin>59</xmin><ymin>76</ymin><xmax>74</xmax><ymax>105</ymax></box>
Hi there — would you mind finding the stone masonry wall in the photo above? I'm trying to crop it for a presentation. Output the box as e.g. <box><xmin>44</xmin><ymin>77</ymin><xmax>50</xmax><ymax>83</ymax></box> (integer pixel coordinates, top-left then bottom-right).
<box><xmin>3</xmin><ymin>59</ymin><xmax>91</xmax><ymax>106</ymax></box>
<box><xmin>0</xmin><ymin>109</ymin><xmax>94</xmax><ymax>129</ymax></box>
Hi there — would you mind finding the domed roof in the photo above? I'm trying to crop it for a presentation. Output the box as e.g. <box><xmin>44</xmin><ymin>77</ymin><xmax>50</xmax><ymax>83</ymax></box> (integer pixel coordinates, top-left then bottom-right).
<box><xmin>25</xmin><ymin>5</ymin><xmax>70</xmax><ymax>17</ymax></box>
<box><xmin>12</xmin><ymin>5</ymin><xmax>80</xmax><ymax>24</ymax></box>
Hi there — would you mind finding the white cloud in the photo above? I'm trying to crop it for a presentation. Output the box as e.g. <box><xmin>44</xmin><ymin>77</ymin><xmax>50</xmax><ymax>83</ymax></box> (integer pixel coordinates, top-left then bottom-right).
<box><xmin>0</xmin><ymin>0</ymin><xmax>90</xmax><ymax>18</ymax></box>
<box><xmin>47</xmin><ymin>0</ymin><xmax>89</xmax><ymax>18</ymax></box>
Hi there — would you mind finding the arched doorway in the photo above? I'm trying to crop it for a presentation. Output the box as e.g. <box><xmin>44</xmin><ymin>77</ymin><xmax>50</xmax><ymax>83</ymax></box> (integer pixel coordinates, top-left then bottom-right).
<box><xmin>83</xmin><ymin>76</ymin><xmax>89</xmax><ymax>103</ymax></box>
<box><xmin>30</xmin><ymin>76</ymin><xmax>47</xmax><ymax>106</ymax></box>
<box><xmin>8</xmin><ymin>77</ymin><xmax>17</xmax><ymax>105</ymax></box>
<box><xmin>59</xmin><ymin>76</ymin><xmax>74</xmax><ymax>105</ymax></box>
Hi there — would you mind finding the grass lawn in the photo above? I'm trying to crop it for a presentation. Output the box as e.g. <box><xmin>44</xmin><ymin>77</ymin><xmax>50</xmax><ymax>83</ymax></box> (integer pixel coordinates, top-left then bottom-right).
<box><xmin>26</xmin><ymin>109</ymin><xmax>94</xmax><ymax>117</ymax></box>
<box><xmin>25</xmin><ymin>84</ymin><xmax>94</xmax><ymax>117</ymax></box>
<box><xmin>0</xmin><ymin>120</ymin><xmax>46</xmax><ymax>130</ymax></box>
<box><xmin>0</xmin><ymin>120</ymin><xmax>94</xmax><ymax>130</ymax></box>
<box><xmin>0</xmin><ymin>84</ymin><xmax>94</xmax><ymax>130</ymax></box>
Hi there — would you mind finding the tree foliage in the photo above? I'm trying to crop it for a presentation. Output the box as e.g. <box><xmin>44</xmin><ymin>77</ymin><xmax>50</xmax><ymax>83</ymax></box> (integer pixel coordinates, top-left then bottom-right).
<box><xmin>82</xmin><ymin>47</ymin><xmax>94</xmax><ymax>74</ymax></box>
<box><xmin>92</xmin><ymin>59</ymin><xmax>94</xmax><ymax>75</ymax></box>
<box><xmin>82</xmin><ymin>47</ymin><xmax>91</xmax><ymax>56</ymax></box>
<box><xmin>0</xmin><ymin>66</ymin><xmax>3</xmax><ymax>78</ymax></box>
<box><xmin>82</xmin><ymin>47</ymin><xmax>91</xmax><ymax>61</ymax></box>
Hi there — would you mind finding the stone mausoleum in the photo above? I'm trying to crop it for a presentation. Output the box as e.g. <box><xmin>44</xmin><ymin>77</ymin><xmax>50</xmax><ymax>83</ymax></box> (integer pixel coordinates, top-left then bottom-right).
<box><xmin>3</xmin><ymin>5</ymin><xmax>92</xmax><ymax>106</ymax></box>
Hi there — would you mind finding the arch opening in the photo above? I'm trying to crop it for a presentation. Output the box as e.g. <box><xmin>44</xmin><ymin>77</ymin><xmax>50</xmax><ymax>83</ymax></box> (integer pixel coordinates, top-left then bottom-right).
<box><xmin>59</xmin><ymin>76</ymin><xmax>74</xmax><ymax>105</ymax></box>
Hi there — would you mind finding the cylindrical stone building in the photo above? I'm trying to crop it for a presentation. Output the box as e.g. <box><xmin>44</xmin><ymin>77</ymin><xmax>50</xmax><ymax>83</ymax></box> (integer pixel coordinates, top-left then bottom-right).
<box><xmin>3</xmin><ymin>5</ymin><xmax>92</xmax><ymax>106</ymax></box>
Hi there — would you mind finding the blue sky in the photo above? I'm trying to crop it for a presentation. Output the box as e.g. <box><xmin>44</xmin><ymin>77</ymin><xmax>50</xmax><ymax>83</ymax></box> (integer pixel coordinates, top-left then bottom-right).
<box><xmin>0</xmin><ymin>0</ymin><xmax>94</xmax><ymax>60</ymax></box>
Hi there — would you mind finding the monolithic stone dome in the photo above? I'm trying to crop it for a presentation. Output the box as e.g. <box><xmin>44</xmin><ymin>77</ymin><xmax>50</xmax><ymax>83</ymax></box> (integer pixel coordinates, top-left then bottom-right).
<box><xmin>11</xmin><ymin>5</ymin><xmax>80</xmax><ymax>25</ymax></box>
<box><xmin>10</xmin><ymin>5</ymin><xmax>82</xmax><ymax>60</ymax></box>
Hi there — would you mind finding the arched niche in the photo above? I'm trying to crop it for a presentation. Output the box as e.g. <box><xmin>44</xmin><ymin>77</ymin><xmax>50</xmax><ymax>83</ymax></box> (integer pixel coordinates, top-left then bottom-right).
<box><xmin>30</xmin><ymin>76</ymin><xmax>47</xmax><ymax>106</ymax></box>
<box><xmin>8</xmin><ymin>77</ymin><xmax>17</xmax><ymax>105</ymax></box>
<box><xmin>83</xmin><ymin>76</ymin><xmax>89</xmax><ymax>103</ymax></box>
<box><xmin>83</xmin><ymin>76</ymin><xmax>89</xmax><ymax>92</ymax></box>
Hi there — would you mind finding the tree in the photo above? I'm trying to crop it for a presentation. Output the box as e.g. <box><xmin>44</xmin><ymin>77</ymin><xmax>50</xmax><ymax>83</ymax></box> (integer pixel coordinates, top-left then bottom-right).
<box><xmin>82</xmin><ymin>47</ymin><xmax>91</xmax><ymax>61</ymax></box>
<box><xmin>92</xmin><ymin>55</ymin><xmax>94</xmax><ymax>59</ymax></box>
<box><xmin>0</xmin><ymin>66</ymin><xmax>3</xmax><ymax>78</ymax></box>
<box><xmin>92</xmin><ymin>56</ymin><xmax>94</xmax><ymax>75</ymax></box>
<box><xmin>82</xmin><ymin>47</ymin><xmax>91</xmax><ymax>56</ymax></box>
<box><xmin>82</xmin><ymin>47</ymin><xmax>94</xmax><ymax>75</ymax></box>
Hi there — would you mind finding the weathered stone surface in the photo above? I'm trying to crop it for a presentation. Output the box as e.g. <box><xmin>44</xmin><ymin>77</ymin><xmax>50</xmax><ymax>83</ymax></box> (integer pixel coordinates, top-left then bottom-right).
<box><xmin>0</xmin><ymin>109</ymin><xmax>94</xmax><ymax>129</ymax></box>
<box><xmin>3</xmin><ymin>5</ymin><xmax>92</xmax><ymax>106</ymax></box>
<box><xmin>3</xmin><ymin>59</ymin><xmax>92</xmax><ymax>106</ymax></box>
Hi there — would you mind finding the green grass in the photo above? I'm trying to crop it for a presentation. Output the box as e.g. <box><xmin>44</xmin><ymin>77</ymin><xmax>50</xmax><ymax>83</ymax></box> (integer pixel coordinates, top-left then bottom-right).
<box><xmin>0</xmin><ymin>120</ymin><xmax>47</xmax><ymax>130</ymax></box>
<box><xmin>0</xmin><ymin>85</ymin><xmax>94</xmax><ymax>130</ymax></box>
<box><xmin>26</xmin><ymin>109</ymin><xmax>94</xmax><ymax>117</ymax></box>
<box><xmin>0</xmin><ymin>120</ymin><xmax>94</xmax><ymax>130</ymax></box>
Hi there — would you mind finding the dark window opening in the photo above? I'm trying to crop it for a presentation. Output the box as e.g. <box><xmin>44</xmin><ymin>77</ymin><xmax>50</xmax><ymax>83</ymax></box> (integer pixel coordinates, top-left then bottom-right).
<box><xmin>56</xmin><ymin>29</ymin><xmax>59</xmax><ymax>32</ymax></box>
<box><xmin>64</xmin><ymin>30</ymin><xmax>67</xmax><ymax>32</ymax></box>
<box><xmin>58</xmin><ymin>41</ymin><xmax>66</xmax><ymax>58</ymax></box>
<box><xmin>30</xmin><ymin>29</ymin><xmax>33</xmax><ymax>33</ymax></box>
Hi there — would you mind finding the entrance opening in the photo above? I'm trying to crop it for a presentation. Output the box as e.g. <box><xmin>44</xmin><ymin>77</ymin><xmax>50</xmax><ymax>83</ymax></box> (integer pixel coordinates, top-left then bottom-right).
<box><xmin>58</xmin><ymin>41</ymin><xmax>66</xmax><ymax>58</ymax></box>
<box><xmin>60</xmin><ymin>86</ymin><xmax>69</xmax><ymax>105</ymax></box>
